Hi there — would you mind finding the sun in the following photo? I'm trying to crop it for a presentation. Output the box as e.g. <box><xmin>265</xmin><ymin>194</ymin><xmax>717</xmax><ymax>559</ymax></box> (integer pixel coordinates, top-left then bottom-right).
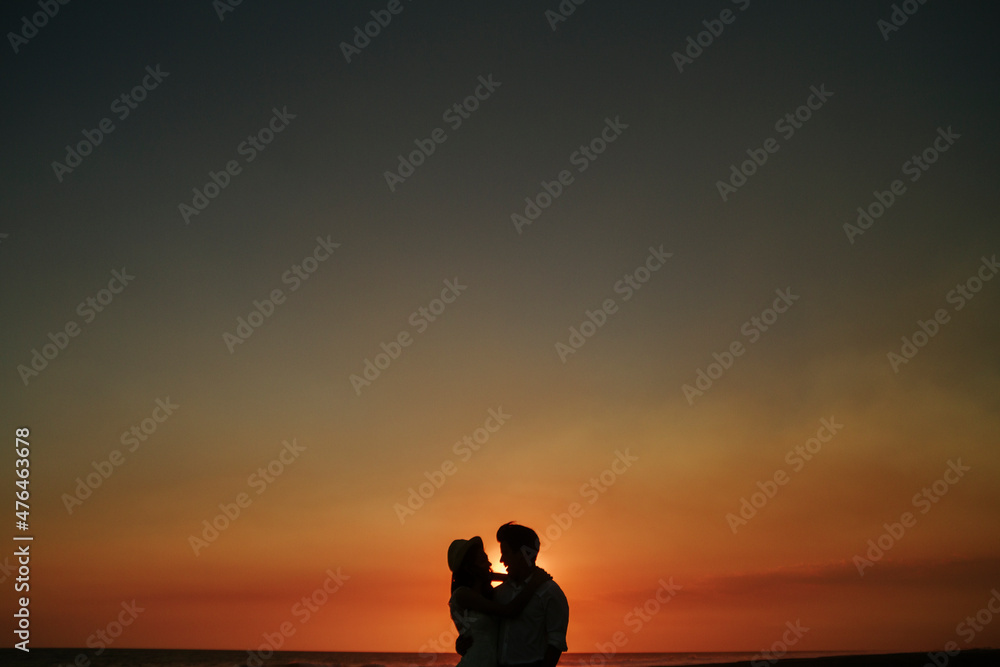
<box><xmin>485</xmin><ymin>546</ymin><xmax>506</xmax><ymax>577</ymax></box>
<box><xmin>483</xmin><ymin>545</ymin><xmax>559</xmax><ymax>583</ymax></box>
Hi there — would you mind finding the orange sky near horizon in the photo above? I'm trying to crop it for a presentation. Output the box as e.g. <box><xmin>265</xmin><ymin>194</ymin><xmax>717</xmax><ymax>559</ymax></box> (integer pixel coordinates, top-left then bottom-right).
<box><xmin>22</xmin><ymin>359</ymin><xmax>1000</xmax><ymax>653</ymax></box>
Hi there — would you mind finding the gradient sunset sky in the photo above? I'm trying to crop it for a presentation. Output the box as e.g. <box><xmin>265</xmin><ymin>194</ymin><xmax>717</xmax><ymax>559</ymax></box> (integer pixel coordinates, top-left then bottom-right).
<box><xmin>2</xmin><ymin>0</ymin><xmax>999</xmax><ymax>656</ymax></box>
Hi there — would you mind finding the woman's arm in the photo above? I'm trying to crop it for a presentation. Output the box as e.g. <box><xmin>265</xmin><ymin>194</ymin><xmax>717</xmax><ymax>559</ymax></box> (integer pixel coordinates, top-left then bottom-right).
<box><xmin>452</xmin><ymin>569</ymin><xmax>552</xmax><ymax>619</ymax></box>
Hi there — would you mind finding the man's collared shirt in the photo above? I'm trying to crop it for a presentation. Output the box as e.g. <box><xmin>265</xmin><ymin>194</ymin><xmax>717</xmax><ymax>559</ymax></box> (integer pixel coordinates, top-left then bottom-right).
<box><xmin>495</xmin><ymin>573</ymin><xmax>569</xmax><ymax>665</ymax></box>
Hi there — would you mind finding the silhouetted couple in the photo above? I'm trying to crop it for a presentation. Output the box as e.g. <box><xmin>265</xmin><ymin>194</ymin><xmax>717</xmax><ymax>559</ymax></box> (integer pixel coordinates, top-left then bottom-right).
<box><xmin>448</xmin><ymin>522</ymin><xmax>568</xmax><ymax>667</ymax></box>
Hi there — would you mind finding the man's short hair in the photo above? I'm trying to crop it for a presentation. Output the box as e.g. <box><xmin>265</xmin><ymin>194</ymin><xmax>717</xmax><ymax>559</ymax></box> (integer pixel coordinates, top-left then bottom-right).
<box><xmin>497</xmin><ymin>522</ymin><xmax>540</xmax><ymax>562</ymax></box>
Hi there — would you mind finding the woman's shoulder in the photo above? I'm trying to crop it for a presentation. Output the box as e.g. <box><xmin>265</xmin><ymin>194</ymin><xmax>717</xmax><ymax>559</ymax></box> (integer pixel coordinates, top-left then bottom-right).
<box><xmin>450</xmin><ymin>584</ymin><xmax>478</xmax><ymax>601</ymax></box>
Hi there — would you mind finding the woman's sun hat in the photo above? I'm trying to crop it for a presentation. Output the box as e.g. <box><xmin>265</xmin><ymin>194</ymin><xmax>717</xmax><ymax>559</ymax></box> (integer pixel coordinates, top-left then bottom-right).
<box><xmin>447</xmin><ymin>536</ymin><xmax>484</xmax><ymax>573</ymax></box>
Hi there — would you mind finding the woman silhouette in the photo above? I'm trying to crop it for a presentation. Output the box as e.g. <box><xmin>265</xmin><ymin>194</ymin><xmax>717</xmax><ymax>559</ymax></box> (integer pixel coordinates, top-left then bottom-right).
<box><xmin>448</xmin><ymin>536</ymin><xmax>550</xmax><ymax>667</ymax></box>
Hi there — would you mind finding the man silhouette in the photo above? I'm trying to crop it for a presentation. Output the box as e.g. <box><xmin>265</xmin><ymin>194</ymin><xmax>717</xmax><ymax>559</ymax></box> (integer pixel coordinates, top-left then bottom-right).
<box><xmin>493</xmin><ymin>522</ymin><xmax>568</xmax><ymax>667</ymax></box>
